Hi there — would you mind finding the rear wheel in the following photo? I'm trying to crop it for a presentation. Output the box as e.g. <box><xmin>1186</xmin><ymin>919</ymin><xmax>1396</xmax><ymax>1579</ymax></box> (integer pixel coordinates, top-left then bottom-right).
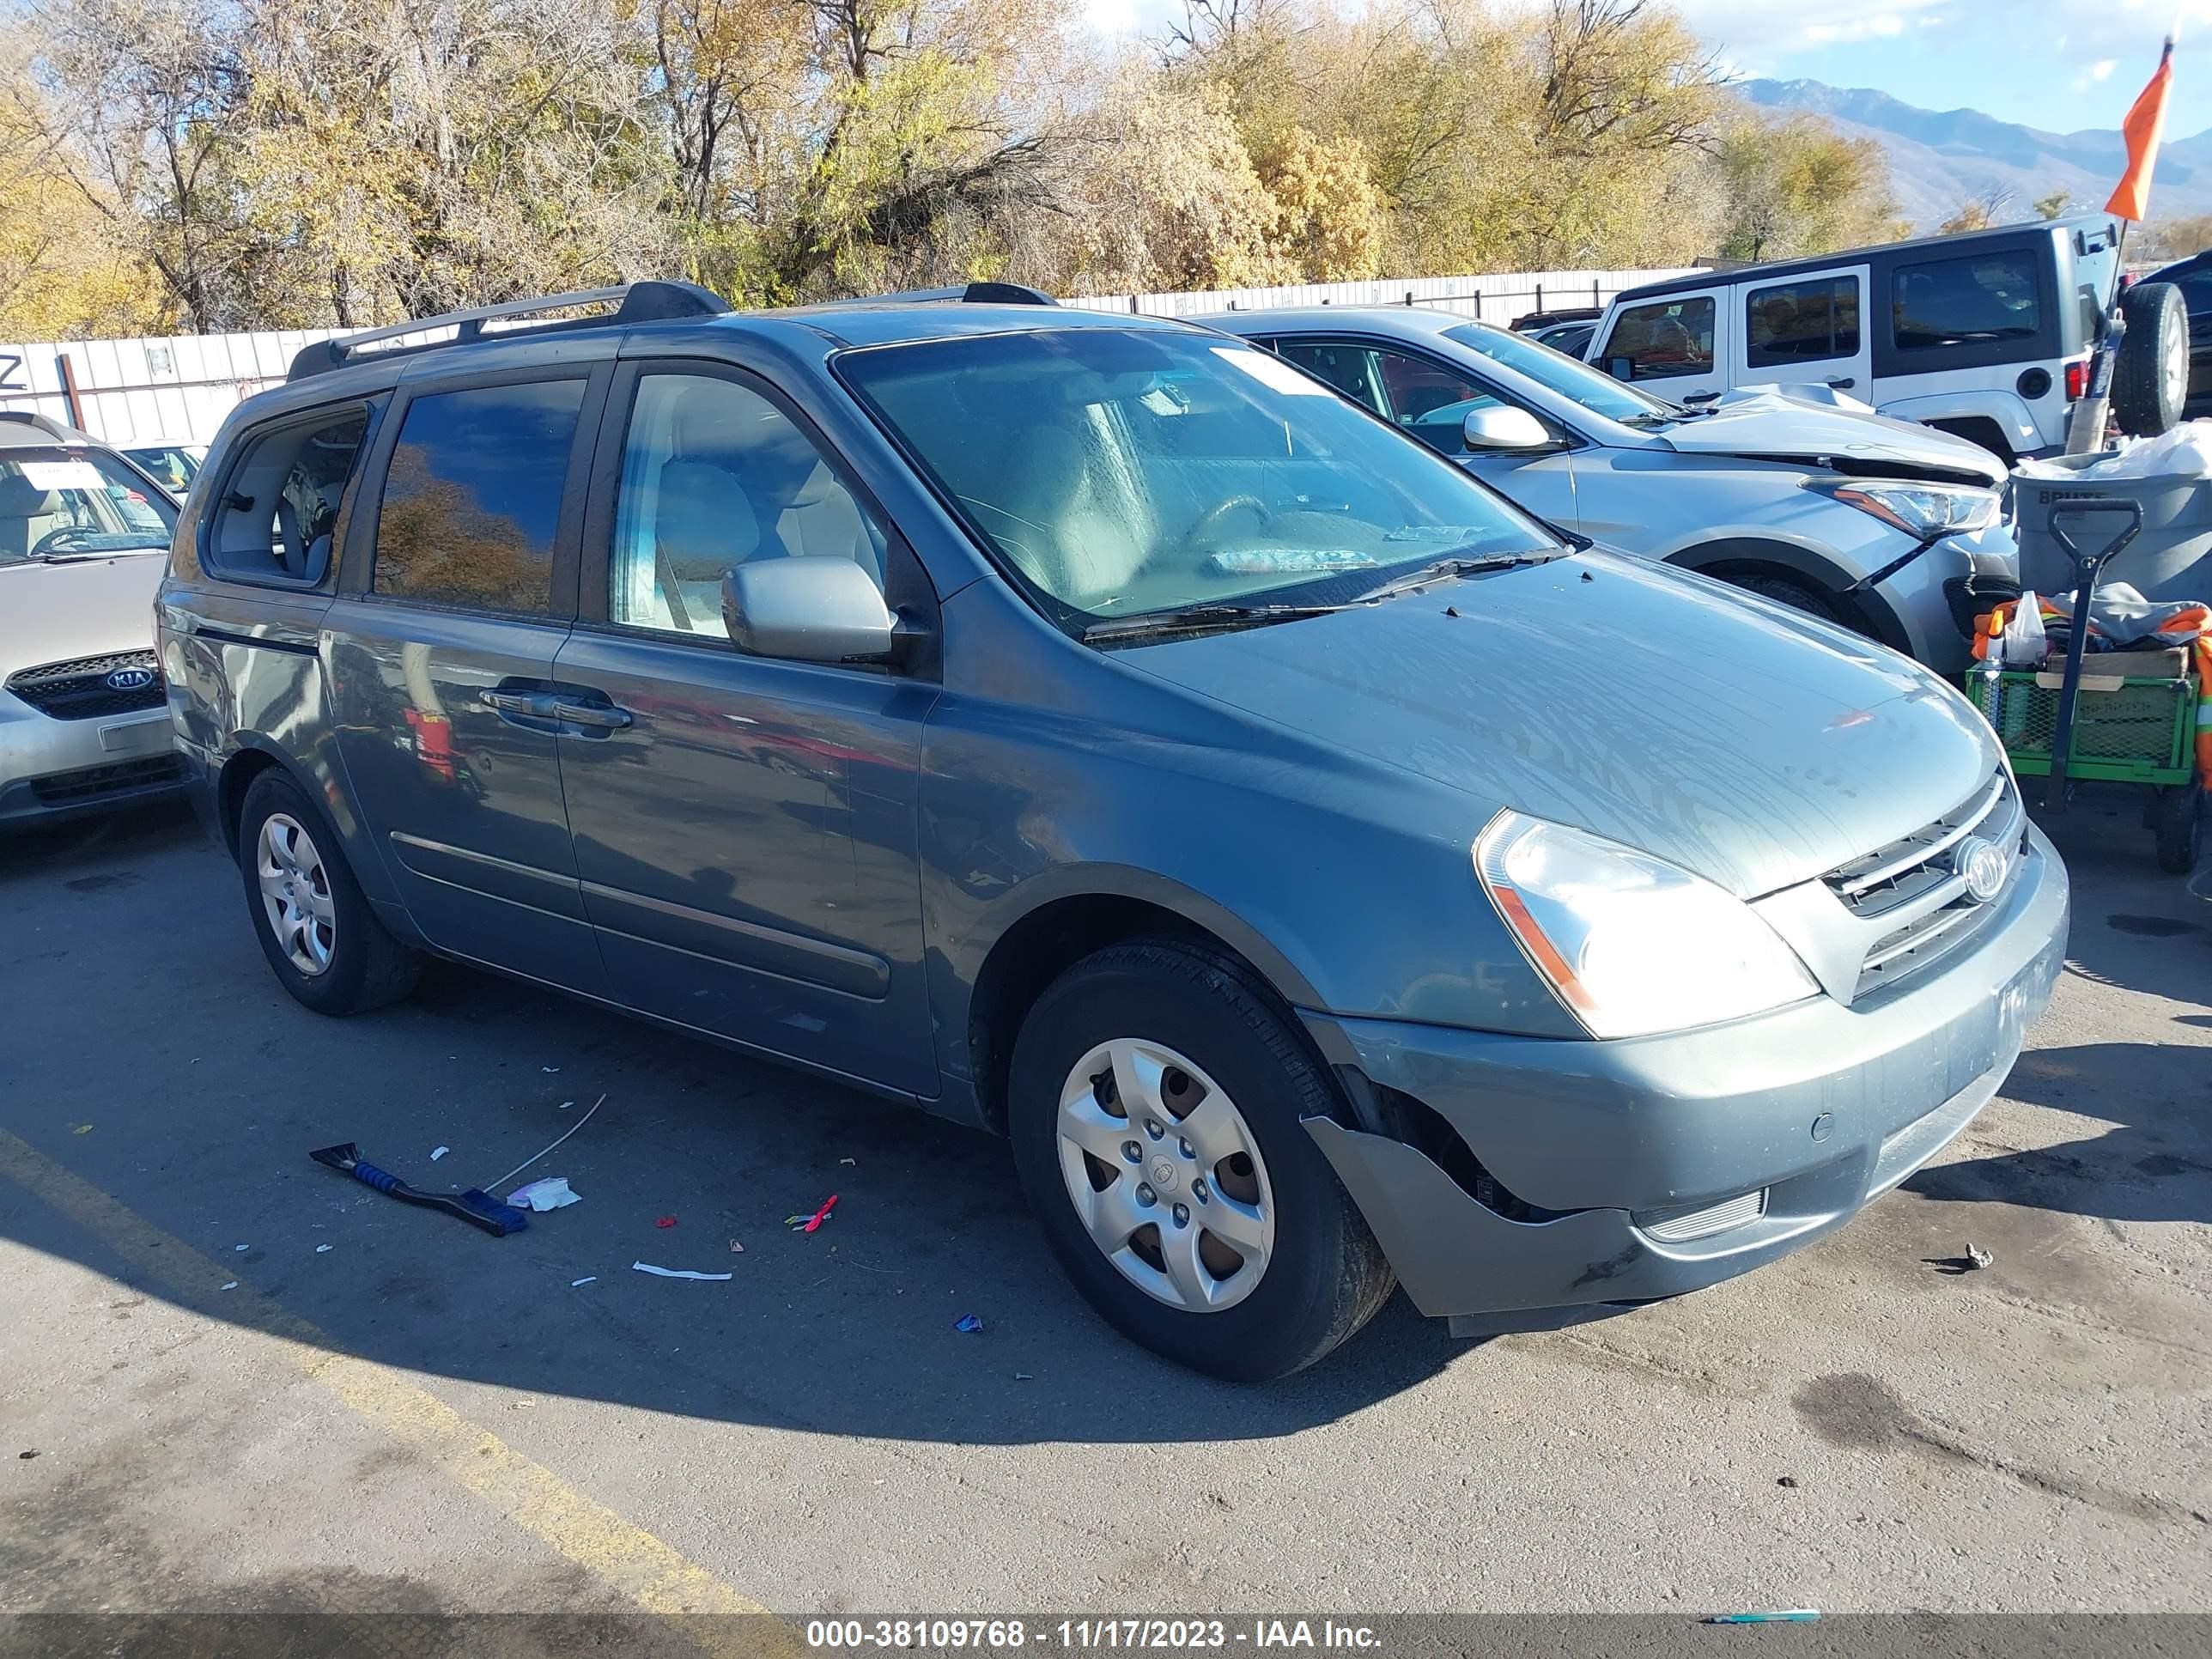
<box><xmin>2153</xmin><ymin>783</ymin><xmax>2203</xmax><ymax>874</ymax></box>
<box><xmin>1007</xmin><ymin>941</ymin><xmax>1395</xmax><ymax>1380</ymax></box>
<box><xmin>2114</xmin><ymin>282</ymin><xmax>2189</xmax><ymax>438</ymax></box>
<box><xmin>237</xmin><ymin>770</ymin><xmax>420</xmax><ymax>1015</ymax></box>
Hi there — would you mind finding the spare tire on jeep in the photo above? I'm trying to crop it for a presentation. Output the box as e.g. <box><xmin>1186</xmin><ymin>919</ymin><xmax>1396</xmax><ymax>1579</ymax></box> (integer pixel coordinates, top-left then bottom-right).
<box><xmin>2113</xmin><ymin>281</ymin><xmax>2190</xmax><ymax>438</ymax></box>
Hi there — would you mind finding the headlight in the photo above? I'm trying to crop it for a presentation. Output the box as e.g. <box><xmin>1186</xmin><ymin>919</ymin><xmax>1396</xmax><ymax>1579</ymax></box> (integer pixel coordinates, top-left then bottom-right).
<box><xmin>1822</xmin><ymin>481</ymin><xmax>1999</xmax><ymax>538</ymax></box>
<box><xmin>1474</xmin><ymin>812</ymin><xmax>1820</xmax><ymax>1039</ymax></box>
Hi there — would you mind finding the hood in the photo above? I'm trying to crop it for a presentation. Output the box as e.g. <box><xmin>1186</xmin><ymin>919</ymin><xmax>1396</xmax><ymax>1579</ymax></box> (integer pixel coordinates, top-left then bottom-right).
<box><xmin>0</xmin><ymin>553</ymin><xmax>167</xmax><ymax>680</ymax></box>
<box><xmin>1661</xmin><ymin>388</ymin><xmax>2007</xmax><ymax>487</ymax></box>
<box><xmin>1121</xmin><ymin>552</ymin><xmax>2001</xmax><ymax>899</ymax></box>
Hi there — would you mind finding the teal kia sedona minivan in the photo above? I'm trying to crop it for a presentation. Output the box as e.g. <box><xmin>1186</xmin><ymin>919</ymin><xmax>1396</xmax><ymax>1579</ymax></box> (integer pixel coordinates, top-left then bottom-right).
<box><xmin>159</xmin><ymin>283</ymin><xmax>2067</xmax><ymax>1379</ymax></box>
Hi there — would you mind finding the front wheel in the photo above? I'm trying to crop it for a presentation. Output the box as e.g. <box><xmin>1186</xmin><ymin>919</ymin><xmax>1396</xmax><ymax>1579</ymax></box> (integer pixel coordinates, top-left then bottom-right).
<box><xmin>1007</xmin><ymin>941</ymin><xmax>1395</xmax><ymax>1380</ymax></box>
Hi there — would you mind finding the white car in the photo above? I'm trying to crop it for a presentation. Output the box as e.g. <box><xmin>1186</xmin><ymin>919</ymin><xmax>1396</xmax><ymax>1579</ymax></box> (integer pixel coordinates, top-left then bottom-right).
<box><xmin>0</xmin><ymin>411</ymin><xmax>183</xmax><ymax>827</ymax></box>
<box><xmin>1585</xmin><ymin>215</ymin><xmax>2138</xmax><ymax>460</ymax></box>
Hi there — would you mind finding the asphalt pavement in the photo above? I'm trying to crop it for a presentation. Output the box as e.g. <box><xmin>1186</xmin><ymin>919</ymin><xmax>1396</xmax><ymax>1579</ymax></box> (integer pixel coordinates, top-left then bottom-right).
<box><xmin>1</xmin><ymin>793</ymin><xmax>2207</xmax><ymax>1637</ymax></box>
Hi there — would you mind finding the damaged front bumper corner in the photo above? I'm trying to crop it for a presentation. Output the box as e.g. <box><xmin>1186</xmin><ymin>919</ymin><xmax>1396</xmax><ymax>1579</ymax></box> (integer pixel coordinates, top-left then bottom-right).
<box><xmin>1301</xmin><ymin>823</ymin><xmax>2069</xmax><ymax>1336</ymax></box>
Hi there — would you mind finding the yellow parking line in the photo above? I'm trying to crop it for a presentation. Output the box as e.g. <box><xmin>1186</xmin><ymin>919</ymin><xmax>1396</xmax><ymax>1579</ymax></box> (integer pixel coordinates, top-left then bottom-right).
<box><xmin>0</xmin><ymin>1128</ymin><xmax>796</xmax><ymax>1658</ymax></box>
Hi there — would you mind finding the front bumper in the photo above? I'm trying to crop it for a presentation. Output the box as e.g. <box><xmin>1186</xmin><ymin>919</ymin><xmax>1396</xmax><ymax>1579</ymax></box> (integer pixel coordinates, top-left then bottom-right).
<box><xmin>1302</xmin><ymin>822</ymin><xmax>2068</xmax><ymax>1328</ymax></box>
<box><xmin>0</xmin><ymin>696</ymin><xmax>183</xmax><ymax>827</ymax></box>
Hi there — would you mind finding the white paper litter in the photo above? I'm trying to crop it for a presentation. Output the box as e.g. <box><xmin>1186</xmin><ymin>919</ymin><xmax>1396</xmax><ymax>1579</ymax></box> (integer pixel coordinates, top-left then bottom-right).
<box><xmin>631</xmin><ymin>1261</ymin><xmax>732</xmax><ymax>1281</ymax></box>
<box><xmin>571</xmin><ymin>1276</ymin><xmax>597</xmax><ymax>1287</ymax></box>
<box><xmin>430</xmin><ymin>1146</ymin><xmax>449</xmax><ymax>1161</ymax></box>
<box><xmin>314</xmin><ymin>1243</ymin><xmax>332</xmax><ymax>1254</ymax></box>
<box><xmin>508</xmin><ymin>1176</ymin><xmax>580</xmax><ymax>1212</ymax></box>
<box><xmin>221</xmin><ymin>1281</ymin><xmax>238</xmax><ymax>1291</ymax></box>
<box><xmin>234</xmin><ymin>1244</ymin><xmax>249</xmax><ymax>1253</ymax></box>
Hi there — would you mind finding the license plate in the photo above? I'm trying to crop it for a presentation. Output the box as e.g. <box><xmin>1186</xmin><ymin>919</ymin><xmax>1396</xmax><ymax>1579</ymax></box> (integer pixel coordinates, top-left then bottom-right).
<box><xmin>97</xmin><ymin>713</ymin><xmax>170</xmax><ymax>755</ymax></box>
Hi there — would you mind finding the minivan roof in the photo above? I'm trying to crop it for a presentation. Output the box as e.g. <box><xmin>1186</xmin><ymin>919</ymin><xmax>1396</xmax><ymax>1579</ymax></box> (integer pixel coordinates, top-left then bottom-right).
<box><xmin>285</xmin><ymin>280</ymin><xmax>1194</xmax><ymax>386</ymax></box>
<box><xmin>1612</xmin><ymin>213</ymin><xmax>2120</xmax><ymax>308</ymax></box>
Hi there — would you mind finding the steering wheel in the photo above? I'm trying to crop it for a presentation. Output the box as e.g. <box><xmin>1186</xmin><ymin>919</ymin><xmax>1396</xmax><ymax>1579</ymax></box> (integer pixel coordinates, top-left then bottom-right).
<box><xmin>29</xmin><ymin>526</ymin><xmax>100</xmax><ymax>556</ymax></box>
<box><xmin>1183</xmin><ymin>495</ymin><xmax>1272</xmax><ymax>547</ymax></box>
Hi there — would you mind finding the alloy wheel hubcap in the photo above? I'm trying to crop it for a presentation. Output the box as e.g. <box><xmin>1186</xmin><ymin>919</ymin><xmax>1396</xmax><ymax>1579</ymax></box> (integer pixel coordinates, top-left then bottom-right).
<box><xmin>2167</xmin><ymin>331</ymin><xmax>2190</xmax><ymax>410</ymax></box>
<box><xmin>1055</xmin><ymin>1038</ymin><xmax>1274</xmax><ymax>1312</ymax></box>
<box><xmin>257</xmin><ymin>812</ymin><xmax>336</xmax><ymax>977</ymax></box>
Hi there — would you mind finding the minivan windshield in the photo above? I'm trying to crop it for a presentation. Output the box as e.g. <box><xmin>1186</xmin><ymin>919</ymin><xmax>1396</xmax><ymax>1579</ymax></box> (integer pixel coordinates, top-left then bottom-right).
<box><xmin>839</xmin><ymin>328</ymin><xmax>1561</xmax><ymax>629</ymax></box>
<box><xmin>0</xmin><ymin>446</ymin><xmax>177</xmax><ymax>567</ymax></box>
<box><xmin>1443</xmin><ymin>323</ymin><xmax>1676</xmax><ymax>424</ymax></box>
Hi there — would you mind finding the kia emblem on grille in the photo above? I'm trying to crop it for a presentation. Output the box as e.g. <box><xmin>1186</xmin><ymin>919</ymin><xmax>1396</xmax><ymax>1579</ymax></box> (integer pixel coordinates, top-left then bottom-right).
<box><xmin>105</xmin><ymin>666</ymin><xmax>156</xmax><ymax>691</ymax></box>
<box><xmin>1954</xmin><ymin>836</ymin><xmax>2007</xmax><ymax>903</ymax></box>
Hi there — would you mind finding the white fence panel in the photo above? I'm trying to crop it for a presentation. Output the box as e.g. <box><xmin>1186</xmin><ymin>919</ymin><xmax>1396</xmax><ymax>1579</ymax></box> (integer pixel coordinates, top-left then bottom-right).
<box><xmin>0</xmin><ymin>265</ymin><xmax>1698</xmax><ymax>449</ymax></box>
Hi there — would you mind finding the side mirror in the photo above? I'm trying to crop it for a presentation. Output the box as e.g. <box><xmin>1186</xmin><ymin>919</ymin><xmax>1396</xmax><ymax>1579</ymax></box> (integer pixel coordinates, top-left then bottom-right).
<box><xmin>1462</xmin><ymin>405</ymin><xmax>1553</xmax><ymax>452</ymax></box>
<box><xmin>721</xmin><ymin>556</ymin><xmax>896</xmax><ymax>662</ymax></box>
<box><xmin>1605</xmin><ymin>356</ymin><xmax>1636</xmax><ymax>382</ymax></box>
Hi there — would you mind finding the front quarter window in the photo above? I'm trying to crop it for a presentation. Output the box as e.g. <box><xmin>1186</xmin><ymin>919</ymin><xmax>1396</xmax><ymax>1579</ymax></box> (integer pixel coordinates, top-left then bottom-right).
<box><xmin>0</xmin><ymin>447</ymin><xmax>177</xmax><ymax>566</ymax></box>
<box><xmin>836</xmin><ymin>327</ymin><xmax>1558</xmax><ymax>629</ymax></box>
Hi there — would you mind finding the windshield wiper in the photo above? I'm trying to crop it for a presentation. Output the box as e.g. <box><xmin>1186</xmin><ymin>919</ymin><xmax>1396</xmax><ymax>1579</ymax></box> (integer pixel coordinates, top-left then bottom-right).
<box><xmin>1348</xmin><ymin>550</ymin><xmax>1560</xmax><ymax>605</ymax></box>
<box><xmin>1081</xmin><ymin>601</ymin><xmax>1347</xmax><ymax>645</ymax></box>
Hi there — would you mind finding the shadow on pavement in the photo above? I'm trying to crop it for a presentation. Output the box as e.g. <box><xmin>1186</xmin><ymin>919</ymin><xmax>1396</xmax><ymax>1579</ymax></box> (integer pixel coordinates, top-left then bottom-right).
<box><xmin>1907</xmin><ymin>1039</ymin><xmax>2212</xmax><ymax>1224</ymax></box>
<box><xmin>0</xmin><ymin>805</ymin><xmax>1463</xmax><ymax>1447</ymax></box>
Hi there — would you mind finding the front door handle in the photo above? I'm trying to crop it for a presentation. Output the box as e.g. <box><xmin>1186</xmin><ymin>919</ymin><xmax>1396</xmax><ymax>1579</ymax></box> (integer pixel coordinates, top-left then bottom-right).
<box><xmin>552</xmin><ymin>700</ymin><xmax>633</xmax><ymax>731</ymax></box>
<box><xmin>1826</xmin><ymin>376</ymin><xmax>1856</xmax><ymax>389</ymax></box>
<box><xmin>480</xmin><ymin>688</ymin><xmax>556</xmax><ymax>720</ymax></box>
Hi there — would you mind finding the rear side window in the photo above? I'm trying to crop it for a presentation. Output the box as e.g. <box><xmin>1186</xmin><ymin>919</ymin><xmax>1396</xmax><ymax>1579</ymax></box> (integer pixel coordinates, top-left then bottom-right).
<box><xmin>210</xmin><ymin>408</ymin><xmax>372</xmax><ymax>586</ymax></box>
<box><xmin>1892</xmin><ymin>252</ymin><xmax>2041</xmax><ymax>350</ymax></box>
<box><xmin>371</xmin><ymin>380</ymin><xmax>586</xmax><ymax>613</ymax></box>
<box><xmin>1747</xmin><ymin>276</ymin><xmax>1860</xmax><ymax>365</ymax></box>
<box><xmin>1602</xmin><ymin>296</ymin><xmax>1715</xmax><ymax>380</ymax></box>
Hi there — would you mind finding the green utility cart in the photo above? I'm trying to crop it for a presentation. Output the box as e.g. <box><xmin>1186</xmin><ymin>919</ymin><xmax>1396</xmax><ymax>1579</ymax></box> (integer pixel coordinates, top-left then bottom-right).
<box><xmin>1965</xmin><ymin>652</ymin><xmax>2202</xmax><ymax>872</ymax></box>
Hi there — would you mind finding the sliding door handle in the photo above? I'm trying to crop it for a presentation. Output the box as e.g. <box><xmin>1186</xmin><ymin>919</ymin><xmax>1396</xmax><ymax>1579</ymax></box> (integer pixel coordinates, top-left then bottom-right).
<box><xmin>552</xmin><ymin>700</ymin><xmax>633</xmax><ymax>731</ymax></box>
<box><xmin>479</xmin><ymin>689</ymin><xmax>554</xmax><ymax>719</ymax></box>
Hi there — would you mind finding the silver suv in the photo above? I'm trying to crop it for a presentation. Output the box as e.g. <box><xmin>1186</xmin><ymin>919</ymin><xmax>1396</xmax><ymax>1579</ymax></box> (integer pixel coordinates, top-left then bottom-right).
<box><xmin>1207</xmin><ymin>307</ymin><xmax>2018</xmax><ymax>674</ymax></box>
<box><xmin>1</xmin><ymin>411</ymin><xmax>183</xmax><ymax>827</ymax></box>
<box><xmin>161</xmin><ymin>283</ymin><xmax>2067</xmax><ymax>1379</ymax></box>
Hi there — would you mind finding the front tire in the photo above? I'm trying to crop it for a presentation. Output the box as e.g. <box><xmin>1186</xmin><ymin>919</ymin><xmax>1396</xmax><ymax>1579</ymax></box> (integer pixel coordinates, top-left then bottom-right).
<box><xmin>1735</xmin><ymin>573</ymin><xmax>1850</xmax><ymax>628</ymax></box>
<box><xmin>237</xmin><ymin>770</ymin><xmax>420</xmax><ymax>1015</ymax></box>
<box><xmin>1008</xmin><ymin>941</ymin><xmax>1395</xmax><ymax>1380</ymax></box>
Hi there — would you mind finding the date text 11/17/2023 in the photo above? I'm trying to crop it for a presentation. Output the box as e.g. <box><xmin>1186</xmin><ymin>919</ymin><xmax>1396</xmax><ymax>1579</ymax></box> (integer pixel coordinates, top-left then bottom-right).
<box><xmin>803</xmin><ymin>1620</ymin><xmax>1383</xmax><ymax>1650</ymax></box>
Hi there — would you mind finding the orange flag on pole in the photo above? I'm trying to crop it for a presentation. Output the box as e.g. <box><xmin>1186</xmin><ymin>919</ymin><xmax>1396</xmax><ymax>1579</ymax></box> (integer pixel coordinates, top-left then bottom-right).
<box><xmin>2107</xmin><ymin>37</ymin><xmax>2177</xmax><ymax>222</ymax></box>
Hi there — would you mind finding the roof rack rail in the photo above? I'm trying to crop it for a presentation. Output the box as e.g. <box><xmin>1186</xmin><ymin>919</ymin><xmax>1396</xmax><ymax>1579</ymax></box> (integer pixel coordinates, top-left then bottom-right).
<box><xmin>817</xmin><ymin>281</ymin><xmax>1059</xmax><ymax>308</ymax></box>
<box><xmin>0</xmin><ymin>409</ymin><xmax>83</xmax><ymax>441</ymax></box>
<box><xmin>287</xmin><ymin>280</ymin><xmax>732</xmax><ymax>383</ymax></box>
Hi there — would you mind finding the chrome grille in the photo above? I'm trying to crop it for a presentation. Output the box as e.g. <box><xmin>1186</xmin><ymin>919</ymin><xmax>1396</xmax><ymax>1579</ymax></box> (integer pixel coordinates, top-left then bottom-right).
<box><xmin>1827</xmin><ymin>771</ymin><xmax>2028</xmax><ymax>999</ymax></box>
<box><xmin>4</xmin><ymin>648</ymin><xmax>164</xmax><ymax>720</ymax></box>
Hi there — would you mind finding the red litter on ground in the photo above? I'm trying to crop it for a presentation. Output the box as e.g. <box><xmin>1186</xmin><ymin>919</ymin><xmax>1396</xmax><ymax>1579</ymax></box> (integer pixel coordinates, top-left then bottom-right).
<box><xmin>654</xmin><ymin>1216</ymin><xmax>677</xmax><ymax>1229</ymax></box>
<box><xmin>787</xmin><ymin>1194</ymin><xmax>838</xmax><ymax>1233</ymax></box>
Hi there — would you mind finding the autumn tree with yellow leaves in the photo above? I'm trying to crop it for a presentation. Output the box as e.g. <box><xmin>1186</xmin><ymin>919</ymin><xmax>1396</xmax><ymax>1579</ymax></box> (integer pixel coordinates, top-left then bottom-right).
<box><xmin>0</xmin><ymin>0</ymin><xmax>1910</xmax><ymax>338</ymax></box>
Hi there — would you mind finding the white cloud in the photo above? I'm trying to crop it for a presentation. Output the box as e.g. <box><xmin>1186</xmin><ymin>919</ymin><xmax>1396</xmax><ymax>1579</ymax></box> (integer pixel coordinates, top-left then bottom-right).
<box><xmin>1807</xmin><ymin>13</ymin><xmax>1909</xmax><ymax>45</ymax></box>
<box><xmin>2092</xmin><ymin>59</ymin><xmax>2118</xmax><ymax>82</ymax></box>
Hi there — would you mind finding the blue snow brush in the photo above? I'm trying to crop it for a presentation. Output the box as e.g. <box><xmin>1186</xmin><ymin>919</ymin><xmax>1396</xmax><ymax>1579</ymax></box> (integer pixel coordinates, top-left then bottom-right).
<box><xmin>310</xmin><ymin>1143</ymin><xmax>530</xmax><ymax>1237</ymax></box>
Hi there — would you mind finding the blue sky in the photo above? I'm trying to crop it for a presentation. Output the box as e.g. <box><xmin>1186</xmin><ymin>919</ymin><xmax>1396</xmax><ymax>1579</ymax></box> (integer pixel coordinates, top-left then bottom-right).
<box><xmin>1079</xmin><ymin>1</ymin><xmax>2212</xmax><ymax>140</ymax></box>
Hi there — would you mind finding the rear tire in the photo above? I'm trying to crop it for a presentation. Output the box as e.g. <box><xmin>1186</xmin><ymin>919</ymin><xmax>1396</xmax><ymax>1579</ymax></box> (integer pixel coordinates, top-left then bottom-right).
<box><xmin>2114</xmin><ymin>282</ymin><xmax>2189</xmax><ymax>439</ymax></box>
<box><xmin>1007</xmin><ymin>940</ymin><xmax>1395</xmax><ymax>1380</ymax></box>
<box><xmin>2154</xmin><ymin>783</ymin><xmax>2203</xmax><ymax>874</ymax></box>
<box><xmin>237</xmin><ymin>770</ymin><xmax>420</xmax><ymax>1015</ymax></box>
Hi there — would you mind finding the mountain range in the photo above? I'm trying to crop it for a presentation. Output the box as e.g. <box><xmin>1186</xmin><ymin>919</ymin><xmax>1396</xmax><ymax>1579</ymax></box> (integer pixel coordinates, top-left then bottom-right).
<box><xmin>1740</xmin><ymin>78</ymin><xmax>2212</xmax><ymax>230</ymax></box>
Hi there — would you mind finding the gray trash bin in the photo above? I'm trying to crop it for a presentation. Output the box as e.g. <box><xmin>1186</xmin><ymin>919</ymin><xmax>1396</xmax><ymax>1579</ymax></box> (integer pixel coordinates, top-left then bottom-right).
<box><xmin>2013</xmin><ymin>453</ymin><xmax>2212</xmax><ymax>602</ymax></box>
